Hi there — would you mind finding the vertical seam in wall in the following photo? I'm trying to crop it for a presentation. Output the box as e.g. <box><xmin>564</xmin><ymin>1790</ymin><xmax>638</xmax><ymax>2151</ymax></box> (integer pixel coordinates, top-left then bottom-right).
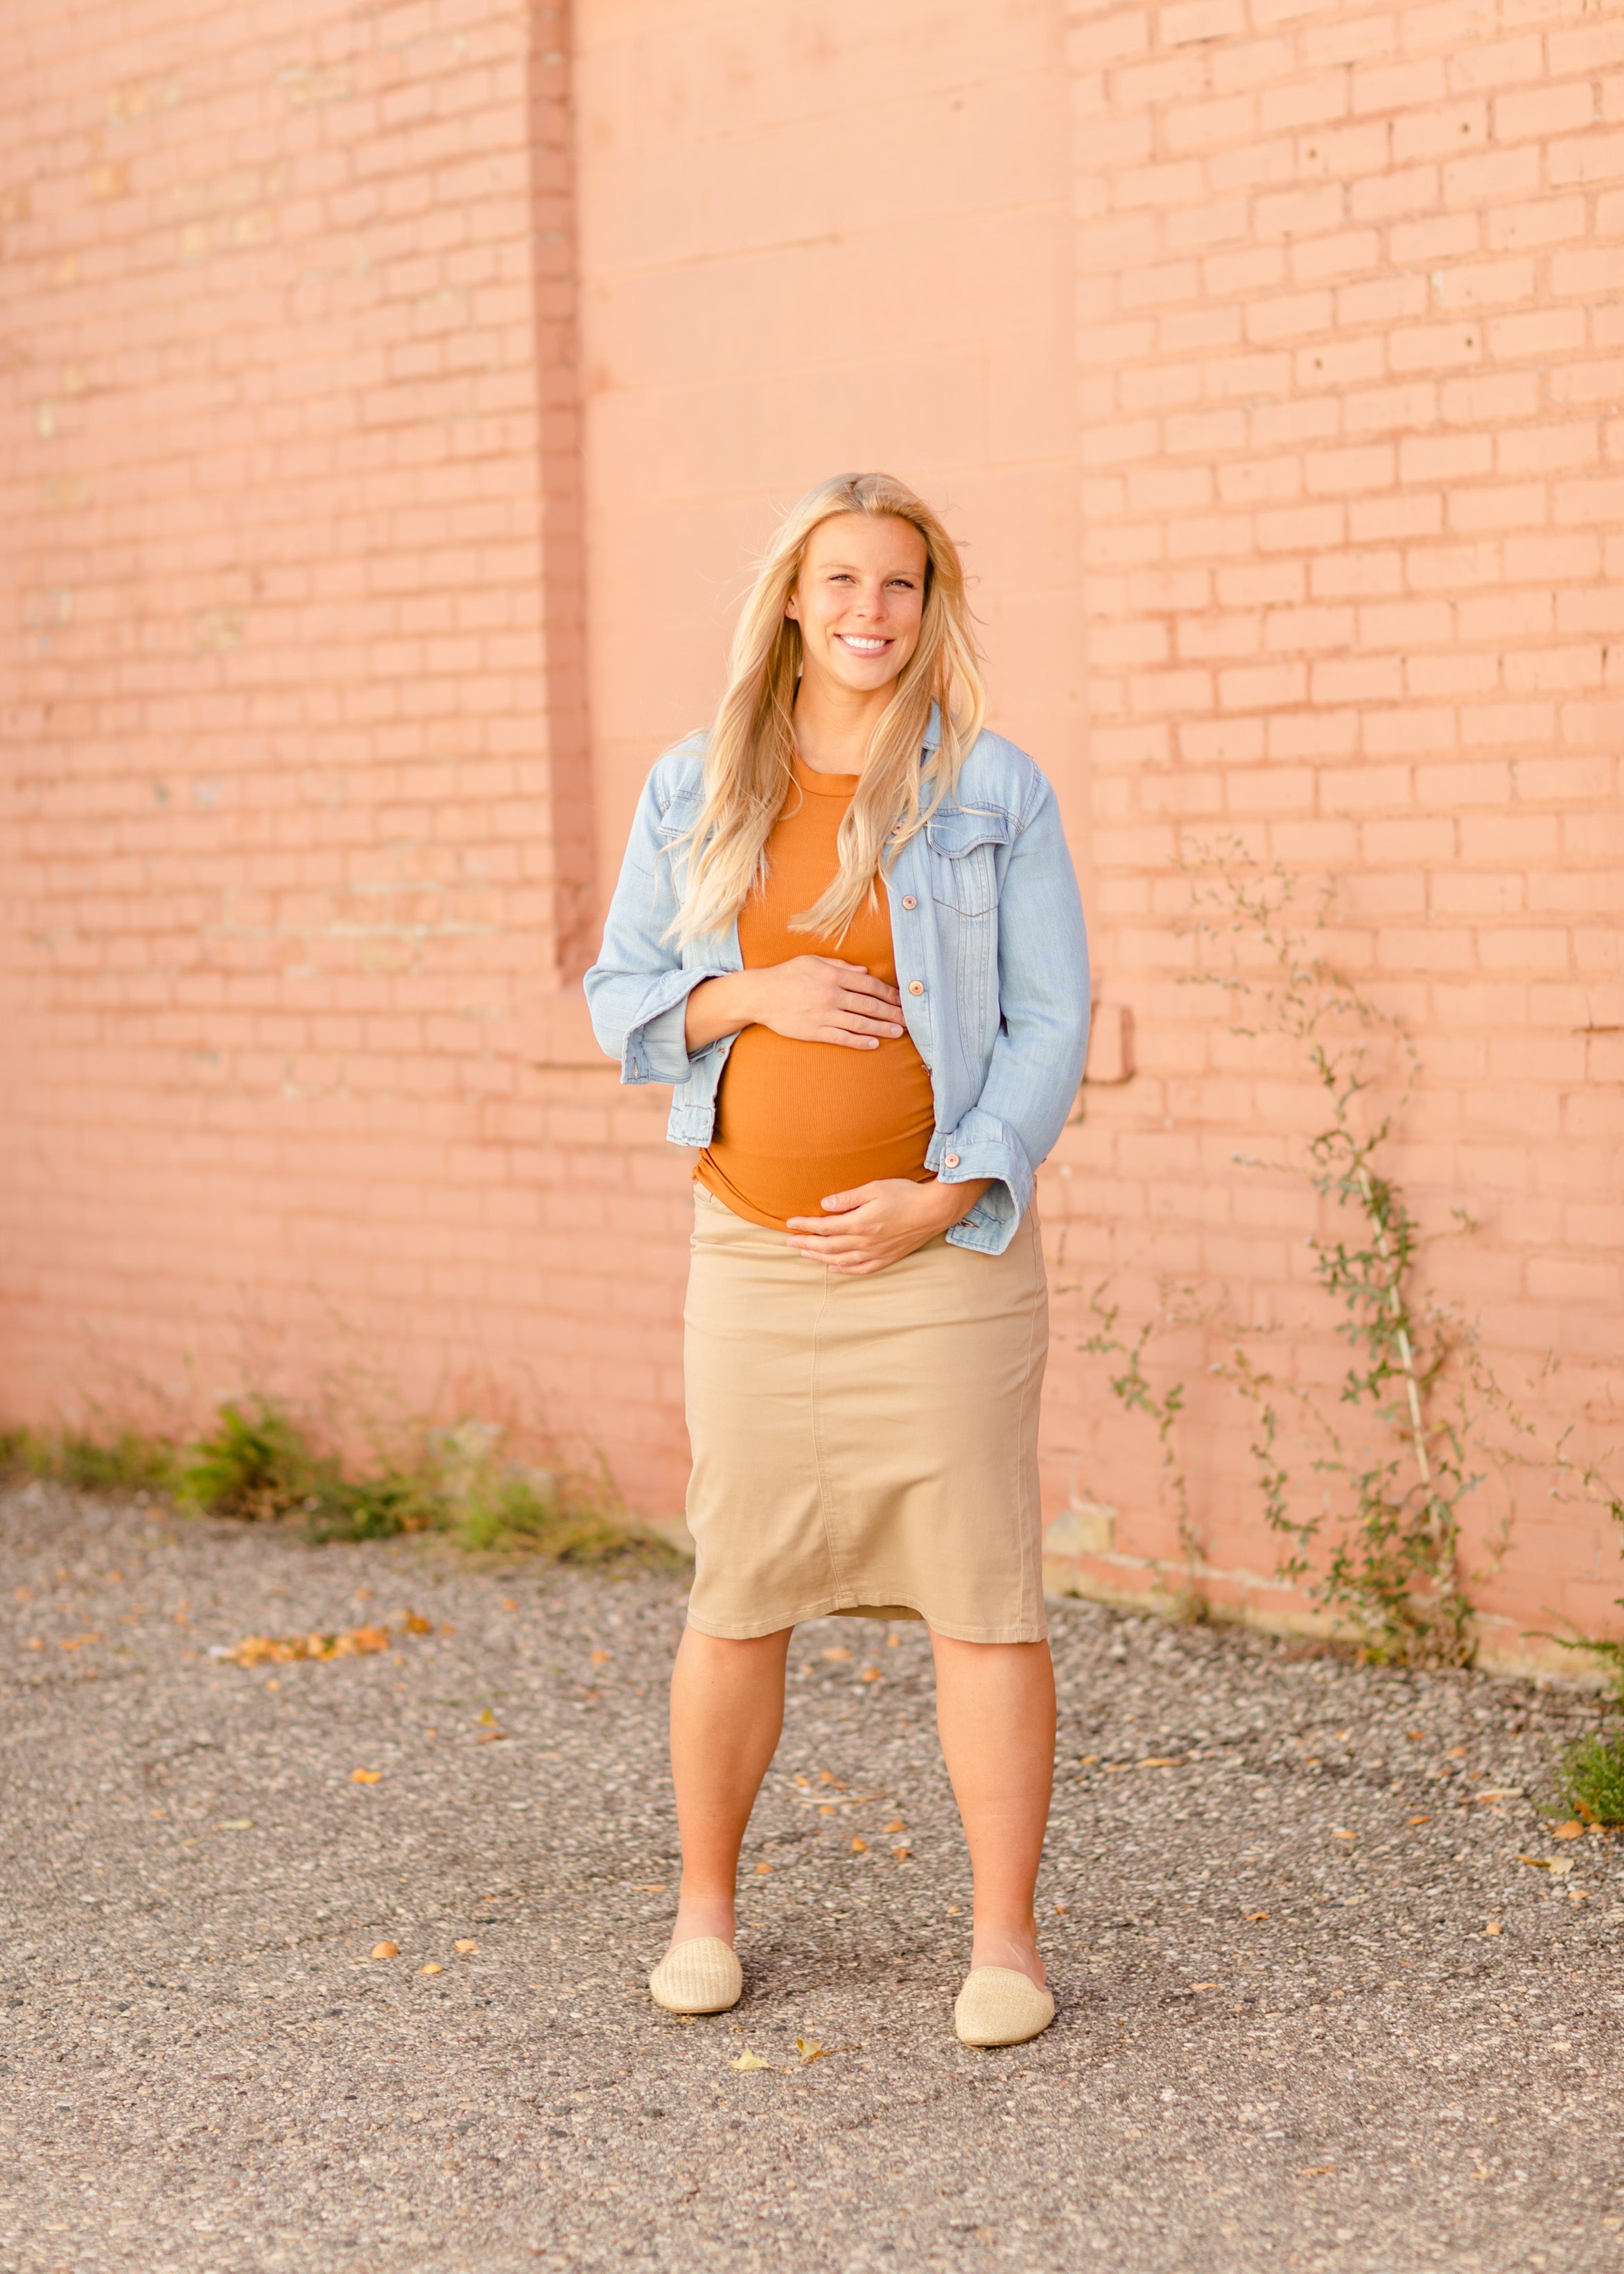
<box><xmin>530</xmin><ymin>0</ymin><xmax>596</xmax><ymax>981</ymax></box>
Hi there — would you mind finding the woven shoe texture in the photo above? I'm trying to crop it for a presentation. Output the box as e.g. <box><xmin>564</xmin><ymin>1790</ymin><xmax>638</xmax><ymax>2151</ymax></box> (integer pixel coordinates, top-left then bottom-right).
<box><xmin>647</xmin><ymin>1936</ymin><xmax>743</xmax><ymax>2015</ymax></box>
<box><xmin>953</xmin><ymin>1965</ymin><xmax>1055</xmax><ymax>2047</ymax></box>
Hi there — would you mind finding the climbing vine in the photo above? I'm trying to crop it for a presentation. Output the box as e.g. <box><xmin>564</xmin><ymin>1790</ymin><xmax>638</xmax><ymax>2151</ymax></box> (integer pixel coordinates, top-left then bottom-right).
<box><xmin>1077</xmin><ymin>842</ymin><xmax>1617</xmax><ymax>1670</ymax></box>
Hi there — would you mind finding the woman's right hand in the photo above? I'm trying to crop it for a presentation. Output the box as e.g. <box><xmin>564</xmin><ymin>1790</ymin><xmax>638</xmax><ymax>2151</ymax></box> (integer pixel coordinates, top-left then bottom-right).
<box><xmin>684</xmin><ymin>958</ymin><xmax>905</xmax><ymax>1053</ymax></box>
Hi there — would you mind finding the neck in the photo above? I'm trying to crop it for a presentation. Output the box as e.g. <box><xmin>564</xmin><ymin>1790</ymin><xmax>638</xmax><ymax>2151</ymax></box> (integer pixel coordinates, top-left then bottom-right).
<box><xmin>790</xmin><ymin>668</ymin><xmax>898</xmax><ymax>778</ymax></box>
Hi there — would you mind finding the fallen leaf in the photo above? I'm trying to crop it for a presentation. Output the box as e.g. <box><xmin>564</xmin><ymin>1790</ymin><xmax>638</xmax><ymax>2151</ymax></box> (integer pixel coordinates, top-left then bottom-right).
<box><xmin>1519</xmin><ymin>1854</ymin><xmax>1553</xmax><ymax>1871</ymax></box>
<box><xmin>818</xmin><ymin>1770</ymin><xmax>841</xmax><ymax>1787</ymax></box>
<box><xmin>1446</xmin><ymin>1745</ymin><xmax>1467</xmax><ymax>1760</ymax></box>
<box><xmin>1191</xmin><ymin>1981</ymin><xmax>1219</xmax><ymax>1992</ymax></box>
<box><xmin>886</xmin><ymin>1631</ymin><xmax>901</xmax><ymax>1647</ymax></box>
<box><xmin>821</xmin><ymin>1647</ymin><xmax>853</xmax><ymax>1663</ymax></box>
<box><xmin>26</xmin><ymin>1638</ymin><xmax>44</xmax><ymax>1651</ymax></box>
<box><xmin>1474</xmin><ymin>1789</ymin><xmax>1521</xmax><ymax>1804</ymax></box>
<box><xmin>476</xmin><ymin>1730</ymin><xmax>509</xmax><ymax>1744</ymax></box>
<box><xmin>634</xmin><ymin>1883</ymin><xmax>667</xmax><ymax>1892</ymax></box>
<box><xmin>1485</xmin><ymin>1920</ymin><xmax>1503</xmax><ymax>1937</ymax></box>
<box><xmin>1052</xmin><ymin>1902</ymin><xmax>1067</xmax><ymax>1914</ymax></box>
<box><xmin>1246</xmin><ymin>1912</ymin><xmax>1271</xmax><ymax>1923</ymax></box>
<box><xmin>502</xmin><ymin>1598</ymin><xmax>518</xmax><ymax>1611</ymax></box>
<box><xmin>795</xmin><ymin>2038</ymin><xmax>825</xmax><ymax>2062</ymax></box>
<box><xmin>402</xmin><ymin>1613</ymin><xmax>433</xmax><ymax>1635</ymax></box>
<box><xmin>372</xmin><ymin>1943</ymin><xmax>399</xmax><ymax>1961</ymax></box>
<box><xmin>754</xmin><ymin>1861</ymin><xmax>773</xmax><ymax>1875</ymax></box>
<box><xmin>1334</xmin><ymin>1729</ymin><xmax>1351</xmax><ymax>1742</ymax></box>
<box><xmin>818</xmin><ymin>1803</ymin><xmax>835</xmax><ymax>1815</ymax></box>
<box><xmin>590</xmin><ymin>1649</ymin><xmax>611</xmax><ymax>1665</ymax></box>
<box><xmin>1569</xmin><ymin>1889</ymin><xmax>1591</xmax><ymax>1903</ymax></box>
<box><xmin>454</xmin><ymin>1939</ymin><xmax>478</xmax><ymax>1954</ymax></box>
<box><xmin>947</xmin><ymin>1904</ymin><xmax>963</xmax><ymax>1916</ymax></box>
<box><xmin>1407</xmin><ymin>1815</ymin><xmax>1432</xmax><ymax>1826</ymax></box>
<box><xmin>421</xmin><ymin>1962</ymin><xmax>443</xmax><ymax>1976</ymax></box>
<box><xmin>1553</xmin><ymin>1821</ymin><xmax>1584</xmax><ymax>1841</ymax></box>
<box><xmin>1298</xmin><ymin>2164</ymin><xmax>1336</xmax><ymax>2178</ymax></box>
<box><xmin>730</xmin><ymin>2049</ymin><xmax>774</xmax><ymax>2071</ymax></box>
<box><xmin>676</xmin><ymin>2014</ymin><xmax>695</xmax><ymax>2026</ymax></box>
<box><xmin>850</xmin><ymin>1836</ymin><xmax>867</xmax><ymax>1853</ymax></box>
<box><xmin>1331</xmin><ymin>1829</ymin><xmax>1355</xmax><ymax>1842</ymax></box>
<box><xmin>226</xmin><ymin>1624</ymin><xmax>391</xmax><ymax>1668</ymax></box>
<box><xmin>860</xmin><ymin>1667</ymin><xmax>881</xmax><ymax>1683</ymax></box>
<box><xmin>480</xmin><ymin>1708</ymin><xmax>498</xmax><ymax>1724</ymax></box>
<box><xmin>893</xmin><ymin>1848</ymin><xmax>913</xmax><ymax>1861</ymax></box>
<box><xmin>351</xmin><ymin>1768</ymin><xmax>383</xmax><ymax>1784</ymax></box>
<box><xmin>793</xmin><ymin>1773</ymin><xmax>810</xmax><ymax>1788</ymax></box>
<box><xmin>215</xmin><ymin>1819</ymin><xmax>252</xmax><ymax>1832</ymax></box>
<box><xmin>886</xmin><ymin>1819</ymin><xmax>906</xmax><ymax>1833</ymax></box>
<box><xmin>1138</xmin><ymin>1757</ymin><xmax>1180</xmax><ymax>1769</ymax></box>
<box><xmin>12</xmin><ymin>1587</ymin><xmax>33</xmax><ymax>1602</ymax></box>
<box><xmin>1405</xmin><ymin>1729</ymin><xmax>1424</xmax><ymax>1741</ymax></box>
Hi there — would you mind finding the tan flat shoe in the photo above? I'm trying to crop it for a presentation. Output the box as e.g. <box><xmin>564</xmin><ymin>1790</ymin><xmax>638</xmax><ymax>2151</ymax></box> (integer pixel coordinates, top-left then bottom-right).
<box><xmin>953</xmin><ymin>1965</ymin><xmax>1055</xmax><ymax>2047</ymax></box>
<box><xmin>647</xmin><ymin>1936</ymin><xmax>743</xmax><ymax>2015</ymax></box>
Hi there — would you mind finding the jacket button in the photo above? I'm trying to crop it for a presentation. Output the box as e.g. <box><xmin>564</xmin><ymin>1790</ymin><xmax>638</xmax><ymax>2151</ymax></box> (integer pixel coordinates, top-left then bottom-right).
<box><xmin>901</xmin><ymin>894</ymin><xmax>917</xmax><ymax>910</ymax></box>
<box><xmin>907</xmin><ymin>980</ymin><xmax>924</xmax><ymax>996</ymax></box>
<box><xmin>944</xmin><ymin>1152</ymin><xmax>960</xmax><ymax>1168</ymax></box>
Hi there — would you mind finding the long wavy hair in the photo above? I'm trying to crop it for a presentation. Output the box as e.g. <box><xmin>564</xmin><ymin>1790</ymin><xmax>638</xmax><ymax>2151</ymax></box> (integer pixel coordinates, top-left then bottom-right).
<box><xmin>668</xmin><ymin>471</ymin><xmax>986</xmax><ymax>945</ymax></box>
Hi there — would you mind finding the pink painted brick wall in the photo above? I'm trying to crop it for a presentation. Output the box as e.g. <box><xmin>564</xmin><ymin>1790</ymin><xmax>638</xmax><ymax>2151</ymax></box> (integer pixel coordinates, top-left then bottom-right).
<box><xmin>3</xmin><ymin>0</ymin><xmax>1620</xmax><ymax>1663</ymax></box>
<box><xmin>1054</xmin><ymin>0</ymin><xmax>1623</xmax><ymax>1660</ymax></box>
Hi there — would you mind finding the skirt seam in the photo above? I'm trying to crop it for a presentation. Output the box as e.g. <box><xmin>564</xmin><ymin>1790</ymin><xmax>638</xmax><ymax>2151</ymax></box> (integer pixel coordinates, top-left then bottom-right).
<box><xmin>807</xmin><ymin>1260</ymin><xmax>850</xmax><ymax>1604</ymax></box>
<box><xmin>1014</xmin><ymin>1207</ymin><xmax>1047</xmax><ymax>1638</ymax></box>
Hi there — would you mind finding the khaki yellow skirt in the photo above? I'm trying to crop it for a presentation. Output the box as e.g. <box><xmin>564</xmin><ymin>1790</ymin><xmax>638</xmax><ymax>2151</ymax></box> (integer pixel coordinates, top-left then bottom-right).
<box><xmin>682</xmin><ymin>1184</ymin><xmax>1049</xmax><ymax>1644</ymax></box>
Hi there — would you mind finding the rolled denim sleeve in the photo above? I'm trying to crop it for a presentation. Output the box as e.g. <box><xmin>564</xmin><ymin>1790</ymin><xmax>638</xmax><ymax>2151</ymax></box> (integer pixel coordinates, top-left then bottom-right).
<box><xmin>932</xmin><ymin>774</ymin><xmax>1090</xmax><ymax>1253</ymax></box>
<box><xmin>582</xmin><ymin>763</ymin><xmax>720</xmax><ymax>1086</ymax></box>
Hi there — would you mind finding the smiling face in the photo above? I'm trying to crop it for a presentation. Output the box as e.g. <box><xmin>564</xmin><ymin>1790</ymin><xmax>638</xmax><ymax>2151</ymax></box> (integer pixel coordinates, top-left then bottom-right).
<box><xmin>785</xmin><ymin>512</ymin><xmax>929</xmax><ymax>700</ymax></box>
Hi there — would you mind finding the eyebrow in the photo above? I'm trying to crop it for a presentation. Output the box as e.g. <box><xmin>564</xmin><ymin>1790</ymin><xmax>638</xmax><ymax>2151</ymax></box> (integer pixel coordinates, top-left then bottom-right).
<box><xmin>817</xmin><ymin>560</ymin><xmax>922</xmax><ymax>575</ymax></box>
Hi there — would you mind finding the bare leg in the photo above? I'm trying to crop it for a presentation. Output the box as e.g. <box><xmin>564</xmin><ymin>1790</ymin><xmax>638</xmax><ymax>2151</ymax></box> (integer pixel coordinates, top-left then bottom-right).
<box><xmin>929</xmin><ymin>1633</ymin><xmax>1056</xmax><ymax>1986</ymax></box>
<box><xmin>667</xmin><ymin>1625</ymin><xmax>792</xmax><ymax>1949</ymax></box>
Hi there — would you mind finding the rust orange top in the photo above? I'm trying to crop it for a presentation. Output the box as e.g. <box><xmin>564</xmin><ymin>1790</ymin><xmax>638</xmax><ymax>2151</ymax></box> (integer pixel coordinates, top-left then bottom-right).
<box><xmin>694</xmin><ymin>758</ymin><xmax>937</xmax><ymax>1231</ymax></box>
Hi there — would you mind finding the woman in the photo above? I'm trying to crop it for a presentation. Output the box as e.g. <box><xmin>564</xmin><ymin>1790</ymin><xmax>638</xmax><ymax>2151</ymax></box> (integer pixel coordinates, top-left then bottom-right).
<box><xmin>584</xmin><ymin>472</ymin><xmax>1089</xmax><ymax>2048</ymax></box>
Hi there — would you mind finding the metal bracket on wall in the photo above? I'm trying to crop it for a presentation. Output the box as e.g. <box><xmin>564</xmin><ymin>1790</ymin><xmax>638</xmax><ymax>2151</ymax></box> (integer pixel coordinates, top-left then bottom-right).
<box><xmin>1082</xmin><ymin>1000</ymin><xmax>1134</xmax><ymax>1086</ymax></box>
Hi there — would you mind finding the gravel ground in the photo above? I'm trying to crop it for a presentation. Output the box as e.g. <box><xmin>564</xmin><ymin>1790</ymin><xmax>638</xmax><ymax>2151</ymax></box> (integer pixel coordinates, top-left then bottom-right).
<box><xmin>3</xmin><ymin>1479</ymin><xmax>1623</xmax><ymax>2274</ymax></box>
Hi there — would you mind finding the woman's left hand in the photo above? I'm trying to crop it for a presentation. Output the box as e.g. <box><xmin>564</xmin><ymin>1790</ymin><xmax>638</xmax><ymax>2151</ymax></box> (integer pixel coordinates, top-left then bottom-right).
<box><xmin>785</xmin><ymin>1177</ymin><xmax>993</xmax><ymax>1275</ymax></box>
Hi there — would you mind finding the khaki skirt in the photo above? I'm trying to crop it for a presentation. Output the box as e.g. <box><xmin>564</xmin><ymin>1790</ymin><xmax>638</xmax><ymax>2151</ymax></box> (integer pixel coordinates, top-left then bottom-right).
<box><xmin>682</xmin><ymin>1184</ymin><xmax>1049</xmax><ymax>1644</ymax></box>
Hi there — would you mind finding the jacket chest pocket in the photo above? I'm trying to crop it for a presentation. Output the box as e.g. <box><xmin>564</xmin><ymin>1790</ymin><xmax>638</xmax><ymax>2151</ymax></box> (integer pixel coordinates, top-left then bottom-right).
<box><xmin>924</xmin><ymin>809</ymin><xmax>1011</xmax><ymax>916</ymax></box>
<box><xmin>656</xmin><ymin>787</ymin><xmax>704</xmax><ymax>846</ymax></box>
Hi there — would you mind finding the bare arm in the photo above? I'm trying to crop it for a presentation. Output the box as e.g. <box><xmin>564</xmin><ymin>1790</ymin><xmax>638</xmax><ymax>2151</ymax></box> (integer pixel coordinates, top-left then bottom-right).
<box><xmin>683</xmin><ymin>957</ymin><xmax>906</xmax><ymax>1054</ymax></box>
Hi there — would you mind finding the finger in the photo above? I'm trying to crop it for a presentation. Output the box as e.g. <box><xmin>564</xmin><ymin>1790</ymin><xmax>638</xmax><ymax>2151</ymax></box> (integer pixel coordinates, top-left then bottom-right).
<box><xmin>810</xmin><ymin>1027</ymin><xmax>881</xmax><ymax>1050</ymax></box>
<box><xmin>823</xmin><ymin>1184</ymin><xmax>885</xmax><ymax>1211</ymax></box>
<box><xmin>835</xmin><ymin>991</ymin><xmax>905</xmax><ymax>1021</ymax></box>
<box><xmin>831</xmin><ymin>1012</ymin><xmax>906</xmax><ymax>1037</ymax></box>
<box><xmin>838</xmin><ymin>972</ymin><xmax>903</xmax><ymax>1003</ymax></box>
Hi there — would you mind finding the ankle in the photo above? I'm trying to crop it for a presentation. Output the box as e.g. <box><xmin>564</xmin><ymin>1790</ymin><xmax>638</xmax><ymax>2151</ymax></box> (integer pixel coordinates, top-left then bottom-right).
<box><xmin>968</xmin><ymin>1917</ymin><xmax>1045</xmax><ymax>1985</ymax></box>
<box><xmin>670</xmin><ymin>1886</ymin><xmax>736</xmax><ymax>1947</ymax></box>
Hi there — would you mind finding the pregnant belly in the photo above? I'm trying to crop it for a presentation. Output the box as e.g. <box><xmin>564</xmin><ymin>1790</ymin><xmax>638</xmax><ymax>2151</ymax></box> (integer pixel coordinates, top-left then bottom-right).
<box><xmin>695</xmin><ymin>1025</ymin><xmax>938</xmax><ymax>1232</ymax></box>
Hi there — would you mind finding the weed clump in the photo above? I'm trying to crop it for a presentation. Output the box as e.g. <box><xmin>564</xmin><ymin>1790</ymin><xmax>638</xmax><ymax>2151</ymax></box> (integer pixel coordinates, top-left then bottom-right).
<box><xmin>2</xmin><ymin>1402</ymin><xmax>678</xmax><ymax>1571</ymax></box>
<box><xmin>0</xmin><ymin>1426</ymin><xmax>180</xmax><ymax>1495</ymax></box>
<box><xmin>1557</xmin><ymin>1730</ymin><xmax>1624</xmax><ymax>1828</ymax></box>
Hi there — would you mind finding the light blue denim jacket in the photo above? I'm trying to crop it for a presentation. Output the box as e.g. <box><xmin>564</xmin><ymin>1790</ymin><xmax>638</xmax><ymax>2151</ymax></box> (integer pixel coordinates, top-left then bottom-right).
<box><xmin>582</xmin><ymin>711</ymin><xmax>1090</xmax><ymax>1253</ymax></box>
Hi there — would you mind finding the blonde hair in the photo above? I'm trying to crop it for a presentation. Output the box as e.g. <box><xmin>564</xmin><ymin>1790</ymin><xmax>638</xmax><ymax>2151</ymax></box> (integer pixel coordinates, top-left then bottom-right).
<box><xmin>669</xmin><ymin>470</ymin><xmax>986</xmax><ymax>945</ymax></box>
